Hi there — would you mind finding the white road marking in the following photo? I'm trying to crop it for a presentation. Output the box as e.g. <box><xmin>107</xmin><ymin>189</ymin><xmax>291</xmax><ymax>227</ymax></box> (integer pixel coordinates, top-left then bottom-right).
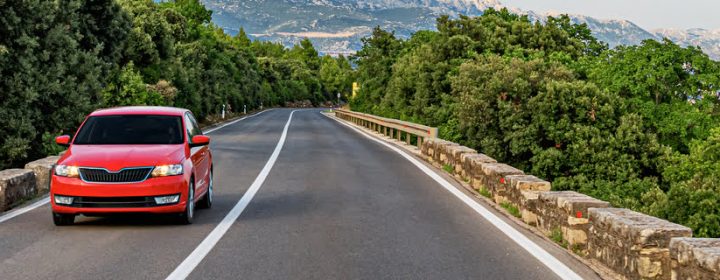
<box><xmin>0</xmin><ymin>110</ymin><xmax>271</xmax><ymax>225</ymax></box>
<box><xmin>204</xmin><ymin>109</ymin><xmax>272</xmax><ymax>134</ymax></box>
<box><xmin>0</xmin><ymin>197</ymin><xmax>50</xmax><ymax>224</ymax></box>
<box><xmin>165</xmin><ymin>110</ymin><xmax>298</xmax><ymax>280</ymax></box>
<box><xmin>325</xmin><ymin>113</ymin><xmax>583</xmax><ymax>280</ymax></box>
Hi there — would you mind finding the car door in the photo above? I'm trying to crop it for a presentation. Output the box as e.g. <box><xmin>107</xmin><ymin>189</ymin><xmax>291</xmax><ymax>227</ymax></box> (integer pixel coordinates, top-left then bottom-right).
<box><xmin>185</xmin><ymin>113</ymin><xmax>210</xmax><ymax>196</ymax></box>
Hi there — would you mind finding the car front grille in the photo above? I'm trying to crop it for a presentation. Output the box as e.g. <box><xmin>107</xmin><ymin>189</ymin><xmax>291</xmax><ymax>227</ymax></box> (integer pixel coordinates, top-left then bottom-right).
<box><xmin>79</xmin><ymin>167</ymin><xmax>153</xmax><ymax>183</ymax></box>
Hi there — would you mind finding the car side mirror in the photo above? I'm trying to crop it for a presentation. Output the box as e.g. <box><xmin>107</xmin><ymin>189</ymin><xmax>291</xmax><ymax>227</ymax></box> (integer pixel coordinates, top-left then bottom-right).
<box><xmin>190</xmin><ymin>135</ymin><xmax>210</xmax><ymax>148</ymax></box>
<box><xmin>55</xmin><ymin>135</ymin><xmax>71</xmax><ymax>147</ymax></box>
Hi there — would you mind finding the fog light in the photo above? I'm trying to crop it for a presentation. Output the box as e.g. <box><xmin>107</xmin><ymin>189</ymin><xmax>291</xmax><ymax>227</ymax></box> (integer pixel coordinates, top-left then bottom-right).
<box><xmin>54</xmin><ymin>195</ymin><xmax>74</xmax><ymax>205</ymax></box>
<box><xmin>154</xmin><ymin>194</ymin><xmax>180</xmax><ymax>205</ymax></box>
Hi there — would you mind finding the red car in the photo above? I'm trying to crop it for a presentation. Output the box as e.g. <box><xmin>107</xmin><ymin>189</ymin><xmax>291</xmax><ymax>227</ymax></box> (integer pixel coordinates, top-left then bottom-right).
<box><xmin>50</xmin><ymin>106</ymin><xmax>213</xmax><ymax>225</ymax></box>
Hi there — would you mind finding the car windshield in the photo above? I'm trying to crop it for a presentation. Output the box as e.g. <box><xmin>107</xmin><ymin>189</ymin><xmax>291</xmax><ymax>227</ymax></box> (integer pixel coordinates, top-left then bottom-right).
<box><xmin>73</xmin><ymin>115</ymin><xmax>184</xmax><ymax>145</ymax></box>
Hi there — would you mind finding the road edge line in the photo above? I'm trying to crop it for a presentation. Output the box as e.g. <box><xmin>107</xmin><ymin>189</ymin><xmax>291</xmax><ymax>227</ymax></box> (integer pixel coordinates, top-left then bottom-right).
<box><xmin>0</xmin><ymin>196</ymin><xmax>51</xmax><ymax>224</ymax></box>
<box><xmin>165</xmin><ymin>110</ymin><xmax>297</xmax><ymax>280</ymax></box>
<box><xmin>204</xmin><ymin>109</ymin><xmax>272</xmax><ymax>134</ymax></box>
<box><xmin>324</xmin><ymin>112</ymin><xmax>583</xmax><ymax>280</ymax></box>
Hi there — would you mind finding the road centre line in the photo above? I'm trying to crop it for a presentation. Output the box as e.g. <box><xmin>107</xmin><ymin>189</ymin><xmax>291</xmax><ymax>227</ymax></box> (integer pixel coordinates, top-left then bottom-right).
<box><xmin>0</xmin><ymin>110</ymin><xmax>270</xmax><ymax>225</ymax></box>
<box><xmin>165</xmin><ymin>110</ymin><xmax>297</xmax><ymax>280</ymax></box>
<box><xmin>324</xmin><ymin>113</ymin><xmax>583</xmax><ymax>280</ymax></box>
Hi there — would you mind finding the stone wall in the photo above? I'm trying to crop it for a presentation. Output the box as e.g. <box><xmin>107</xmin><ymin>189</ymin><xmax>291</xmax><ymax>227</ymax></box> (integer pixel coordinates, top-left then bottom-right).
<box><xmin>413</xmin><ymin>133</ymin><xmax>719</xmax><ymax>280</ymax></box>
<box><xmin>421</xmin><ymin>138</ymin><xmax>457</xmax><ymax>167</ymax></box>
<box><xmin>670</xmin><ymin>238</ymin><xmax>720</xmax><ymax>279</ymax></box>
<box><xmin>504</xmin><ymin>175</ymin><xmax>550</xmax><ymax>226</ymax></box>
<box><xmin>537</xmin><ymin>191</ymin><xmax>611</xmax><ymax>248</ymax></box>
<box><xmin>588</xmin><ymin>208</ymin><xmax>692</xmax><ymax>279</ymax></box>
<box><xmin>480</xmin><ymin>163</ymin><xmax>524</xmax><ymax>204</ymax></box>
<box><xmin>25</xmin><ymin>156</ymin><xmax>59</xmax><ymax>193</ymax></box>
<box><xmin>445</xmin><ymin>145</ymin><xmax>476</xmax><ymax>176</ymax></box>
<box><xmin>461</xmin><ymin>153</ymin><xmax>496</xmax><ymax>190</ymax></box>
<box><xmin>0</xmin><ymin>169</ymin><xmax>37</xmax><ymax>211</ymax></box>
<box><xmin>0</xmin><ymin>156</ymin><xmax>58</xmax><ymax>212</ymax></box>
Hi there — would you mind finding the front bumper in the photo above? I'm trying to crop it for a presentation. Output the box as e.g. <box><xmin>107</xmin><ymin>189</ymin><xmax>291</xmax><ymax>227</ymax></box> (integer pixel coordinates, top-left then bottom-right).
<box><xmin>50</xmin><ymin>175</ymin><xmax>188</xmax><ymax>215</ymax></box>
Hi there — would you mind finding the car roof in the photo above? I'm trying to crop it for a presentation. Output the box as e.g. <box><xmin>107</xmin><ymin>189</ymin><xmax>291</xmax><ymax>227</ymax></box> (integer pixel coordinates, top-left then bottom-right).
<box><xmin>90</xmin><ymin>106</ymin><xmax>189</xmax><ymax>117</ymax></box>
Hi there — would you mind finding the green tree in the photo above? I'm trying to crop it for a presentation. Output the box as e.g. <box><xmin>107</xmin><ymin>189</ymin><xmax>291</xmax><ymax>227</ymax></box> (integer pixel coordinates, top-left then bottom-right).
<box><xmin>660</xmin><ymin>127</ymin><xmax>720</xmax><ymax>237</ymax></box>
<box><xmin>102</xmin><ymin>62</ymin><xmax>165</xmax><ymax>106</ymax></box>
<box><xmin>0</xmin><ymin>0</ymin><xmax>130</xmax><ymax>169</ymax></box>
<box><xmin>319</xmin><ymin>55</ymin><xmax>353</xmax><ymax>102</ymax></box>
<box><xmin>351</xmin><ymin>27</ymin><xmax>403</xmax><ymax>113</ymax></box>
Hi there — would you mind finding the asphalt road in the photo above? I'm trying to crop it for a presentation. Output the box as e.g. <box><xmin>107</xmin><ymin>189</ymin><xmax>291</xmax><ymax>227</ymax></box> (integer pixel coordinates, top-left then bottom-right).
<box><xmin>0</xmin><ymin>109</ymin><xmax>602</xmax><ymax>280</ymax></box>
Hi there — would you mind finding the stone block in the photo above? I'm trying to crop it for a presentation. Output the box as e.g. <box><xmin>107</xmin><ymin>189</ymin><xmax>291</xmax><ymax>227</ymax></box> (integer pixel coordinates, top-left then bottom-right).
<box><xmin>425</xmin><ymin>139</ymin><xmax>457</xmax><ymax>167</ymax></box>
<box><xmin>505</xmin><ymin>174</ymin><xmax>549</xmax><ymax>204</ymax></box>
<box><xmin>505</xmin><ymin>175</ymin><xmax>552</xmax><ymax>192</ymax></box>
<box><xmin>541</xmin><ymin>191</ymin><xmax>610</xmax><ymax>219</ymax></box>
<box><xmin>461</xmin><ymin>154</ymin><xmax>496</xmax><ymax>189</ymax></box>
<box><xmin>420</xmin><ymin>138</ymin><xmax>439</xmax><ymax>160</ymax></box>
<box><xmin>0</xmin><ymin>169</ymin><xmax>37</xmax><ymax>211</ymax></box>
<box><xmin>670</xmin><ymin>238</ymin><xmax>720</xmax><ymax>280</ymax></box>
<box><xmin>445</xmin><ymin>145</ymin><xmax>476</xmax><ymax>175</ymax></box>
<box><xmin>536</xmin><ymin>191</ymin><xmax>610</xmax><ymax>248</ymax></box>
<box><xmin>520</xmin><ymin>191</ymin><xmax>541</xmax><ymax>226</ymax></box>
<box><xmin>436</xmin><ymin>141</ymin><xmax>460</xmax><ymax>167</ymax></box>
<box><xmin>24</xmin><ymin>156</ymin><xmax>59</xmax><ymax>193</ymax></box>
<box><xmin>479</xmin><ymin>163</ymin><xmax>523</xmax><ymax>202</ymax></box>
<box><xmin>588</xmin><ymin>208</ymin><xmax>692</xmax><ymax>280</ymax></box>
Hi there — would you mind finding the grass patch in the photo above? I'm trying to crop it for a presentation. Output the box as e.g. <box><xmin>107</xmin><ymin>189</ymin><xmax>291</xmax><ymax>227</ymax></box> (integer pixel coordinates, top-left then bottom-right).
<box><xmin>550</xmin><ymin>228</ymin><xmax>568</xmax><ymax>249</ymax></box>
<box><xmin>571</xmin><ymin>244</ymin><xmax>586</xmax><ymax>256</ymax></box>
<box><xmin>442</xmin><ymin>164</ymin><xmax>454</xmax><ymax>174</ymax></box>
<box><xmin>478</xmin><ymin>188</ymin><xmax>492</xmax><ymax>198</ymax></box>
<box><xmin>500</xmin><ymin>202</ymin><xmax>521</xmax><ymax>218</ymax></box>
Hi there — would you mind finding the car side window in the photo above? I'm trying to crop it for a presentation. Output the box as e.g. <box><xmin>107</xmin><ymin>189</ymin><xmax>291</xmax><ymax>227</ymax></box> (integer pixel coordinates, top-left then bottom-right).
<box><xmin>184</xmin><ymin>112</ymin><xmax>202</xmax><ymax>143</ymax></box>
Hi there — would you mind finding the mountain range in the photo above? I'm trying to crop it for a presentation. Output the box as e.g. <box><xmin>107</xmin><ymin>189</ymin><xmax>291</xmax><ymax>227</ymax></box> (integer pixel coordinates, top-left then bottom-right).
<box><xmin>203</xmin><ymin>0</ymin><xmax>720</xmax><ymax>59</ymax></box>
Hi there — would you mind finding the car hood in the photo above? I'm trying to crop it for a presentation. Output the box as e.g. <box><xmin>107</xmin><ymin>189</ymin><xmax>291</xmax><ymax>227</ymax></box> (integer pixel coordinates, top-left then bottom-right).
<box><xmin>61</xmin><ymin>144</ymin><xmax>186</xmax><ymax>171</ymax></box>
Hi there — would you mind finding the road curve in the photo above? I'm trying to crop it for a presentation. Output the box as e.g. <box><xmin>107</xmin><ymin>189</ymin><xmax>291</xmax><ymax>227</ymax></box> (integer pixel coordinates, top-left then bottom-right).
<box><xmin>0</xmin><ymin>109</ymin><xmax>601</xmax><ymax>280</ymax></box>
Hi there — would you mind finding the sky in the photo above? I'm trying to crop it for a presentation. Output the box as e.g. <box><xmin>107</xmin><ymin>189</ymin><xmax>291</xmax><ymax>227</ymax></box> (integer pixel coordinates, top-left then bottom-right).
<box><xmin>501</xmin><ymin>0</ymin><xmax>720</xmax><ymax>30</ymax></box>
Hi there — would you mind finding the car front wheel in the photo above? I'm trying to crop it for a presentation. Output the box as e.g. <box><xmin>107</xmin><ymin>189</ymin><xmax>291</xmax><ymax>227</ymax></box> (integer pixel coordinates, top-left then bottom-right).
<box><xmin>178</xmin><ymin>180</ymin><xmax>195</xmax><ymax>224</ymax></box>
<box><xmin>198</xmin><ymin>170</ymin><xmax>213</xmax><ymax>209</ymax></box>
<box><xmin>52</xmin><ymin>212</ymin><xmax>75</xmax><ymax>226</ymax></box>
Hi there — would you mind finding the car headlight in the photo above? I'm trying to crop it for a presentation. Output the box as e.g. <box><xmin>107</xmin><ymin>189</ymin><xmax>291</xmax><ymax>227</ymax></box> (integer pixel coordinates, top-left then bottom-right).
<box><xmin>151</xmin><ymin>164</ymin><xmax>183</xmax><ymax>177</ymax></box>
<box><xmin>154</xmin><ymin>194</ymin><xmax>180</xmax><ymax>205</ymax></box>
<box><xmin>54</xmin><ymin>195</ymin><xmax>74</xmax><ymax>205</ymax></box>
<box><xmin>54</xmin><ymin>165</ymin><xmax>80</xmax><ymax>178</ymax></box>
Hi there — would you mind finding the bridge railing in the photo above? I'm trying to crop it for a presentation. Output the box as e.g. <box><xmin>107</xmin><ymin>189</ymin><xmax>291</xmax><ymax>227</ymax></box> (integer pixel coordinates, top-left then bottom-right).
<box><xmin>334</xmin><ymin>109</ymin><xmax>438</xmax><ymax>149</ymax></box>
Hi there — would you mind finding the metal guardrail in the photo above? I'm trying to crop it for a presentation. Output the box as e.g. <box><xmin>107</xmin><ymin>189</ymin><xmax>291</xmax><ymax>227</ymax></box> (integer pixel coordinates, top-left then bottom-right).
<box><xmin>335</xmin><ymin>109</ymin><xmax>438</xmax><ymax>148</ymax></box>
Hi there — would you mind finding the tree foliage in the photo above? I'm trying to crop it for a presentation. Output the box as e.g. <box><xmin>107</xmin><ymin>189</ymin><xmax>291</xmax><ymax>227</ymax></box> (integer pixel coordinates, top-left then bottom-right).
<box><xmin>352</xmin><ymin>8</ymin><xmax>720</xmax><ymax>237</ymax></box>
<box><xmin>0</xmin><ymin>0</ymin><xmax>130</xmax><ymax>169</ymax></box>
<box><xmin>0</xmin><ymin>0</ymin><xmax>352</xmax><ymax>169</ymax></box>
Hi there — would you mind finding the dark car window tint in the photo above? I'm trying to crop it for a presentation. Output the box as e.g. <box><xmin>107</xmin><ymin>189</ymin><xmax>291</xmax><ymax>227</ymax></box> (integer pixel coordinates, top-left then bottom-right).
<box><xmin>74</xmin><ymin>115</ymin><xmax>183</xmax><ymax>145</ymax></box>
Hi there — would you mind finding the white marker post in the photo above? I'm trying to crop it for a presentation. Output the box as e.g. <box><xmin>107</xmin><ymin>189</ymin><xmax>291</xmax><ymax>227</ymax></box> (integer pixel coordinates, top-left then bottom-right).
<box><xmin>221</xmin><ymin>104</ymin><xmax>226</xmax><ymax>119</ymax></box>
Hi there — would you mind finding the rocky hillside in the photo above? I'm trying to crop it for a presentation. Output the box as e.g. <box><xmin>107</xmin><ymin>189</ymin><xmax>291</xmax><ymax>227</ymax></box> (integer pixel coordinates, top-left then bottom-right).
<box><xmin>204</xmin><ymin>0</ymin><xmax>720</xmax><ymax>59</ymax></box>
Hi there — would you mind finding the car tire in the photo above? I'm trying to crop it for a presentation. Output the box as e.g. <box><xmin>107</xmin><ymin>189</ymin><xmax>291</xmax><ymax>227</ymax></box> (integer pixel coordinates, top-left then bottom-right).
<box><xmin>52</xmin><ymin>212</ymin><xmax>75</xmax><ymax>226</ymax></box>
<box><xmin>198</xmin><ymin>170</ymin><xmax>213</xmax><ymax>209</ymax></box>
<box><xmin>178</xmin><ymin>180</ymin><xmax>195</xmax><ymax>225</ymax></box>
